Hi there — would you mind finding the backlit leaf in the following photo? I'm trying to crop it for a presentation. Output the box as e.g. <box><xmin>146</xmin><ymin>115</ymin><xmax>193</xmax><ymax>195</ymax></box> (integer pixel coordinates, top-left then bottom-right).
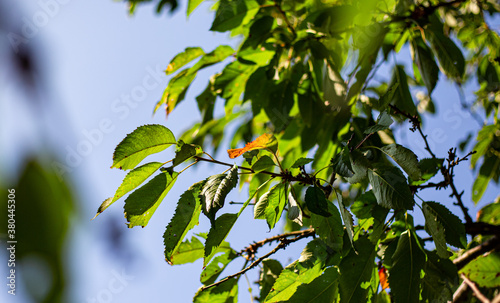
<box><xmin>210</xmin><ymin>0</ymin><xmax>260</xmax><ymax>32</ymax></box>
<box><xmin>204</xmin><ymin>213</ymin><xmax>238</xmax><ymax>266</ymax></box>
<box><xmin>287</xmin><ymin>267</ymin><xmax>339</xmax><ymax>303</ymax></box>
<box><xmin>172</xmin><ymin>140</ymin><xmax>203</xmax><ymax>167</ymax></box>
<box><xmin>124</xmin><ymin>170</ymin><xmax>178</xmax><ymax>227</ymax></box>
<box><xmin>254</xmin><ymin>183</ymin><xmax>288</xmax><ymax>230</ymax></box>
<box><xmin>164</xmin><ymin>181</ymin><xmax>205</xmax><ymax>265</ymax></box>
<box><xmin>265</xmin><ymin>239</ymin><xmax>329</xmax><ymax>302</ymax></box>
<box><xmin>227</xmin><ymin>133</ymin><xmax>278</xmax><ymax>158</ymax></box>
<box><xmin>165</xmin><ymin>47</ymin><xmax>204</xmax><ymax>75</ymax></box>
<box><xmin>423</xmin><ymin>201</ymin><xmax>466</xmax><ymax>248</ymax></box>
<box><xmin>251</xmin><ymin>155</ymin><xmax>276</xmax><ymax>172</ymax></box>
<box><xmin>112</xmin><ymin>125</ymin><xmax>176</xmax><ymax>170</ymax></box>
<box><xmin>460</xmin><ymin>252</ymin><xmax>500</xmax><ymax>287</ymax></box>
<box><xmin>311</xmin><ymin>202</ymin><xmax>343</xmax><ymax>251</ymax></box>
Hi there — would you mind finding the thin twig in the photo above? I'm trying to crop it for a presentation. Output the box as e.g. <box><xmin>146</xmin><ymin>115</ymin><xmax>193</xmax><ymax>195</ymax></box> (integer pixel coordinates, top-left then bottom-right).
<box><xmin>237</xmin><ymin>228</ymin><xmax>315</xmax><ymax>260</ymax></box>
<box><xmin>453</xmin><ymin>236</ymin><xmax>500</xmax><ymax>270</ymax></box>
<box><xmin>274</xmin><ymin>1</ymin><xmax>296</xmax><ymax>39</ymax></box>
<box><xmin>461</xmin><ymin>274</ymin><xmax>491</xmax><ymax>303</ymax></box>
<box><xmin>200</xmin><ymin>231</ymin><xmax>314</xmax><ymax>291</ymax></box>
<box><xmin>453</xmin><ymin>280</ymin><xmax>469</xmax><ymax>302</ymax></box>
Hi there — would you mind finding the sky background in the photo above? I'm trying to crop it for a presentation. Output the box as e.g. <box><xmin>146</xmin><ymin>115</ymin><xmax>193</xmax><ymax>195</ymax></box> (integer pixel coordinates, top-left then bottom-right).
<box><xmin>0</xmin><ymin>0</ymin><xmax>498</xmax><ymax>302</ymax></box>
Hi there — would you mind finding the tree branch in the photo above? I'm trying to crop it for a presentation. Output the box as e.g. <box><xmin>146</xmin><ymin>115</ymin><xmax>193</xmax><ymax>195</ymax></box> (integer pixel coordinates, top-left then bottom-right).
<box><xmin>461</xmin><ymin>274</ymin><xmax>491</xmax><ymax>303</ymax></box>
<box><xmin>453</xmin><ymin>235</ymin><xmax>500</xmax><ymax>270</ymax></box>
<box><xmin>200</xmin><ymin>230</ymin><xmax>315</xmax><ymax>292</ymax></box>
<box><xmin>237</xmin><ymin>228</ymin><xmax>315</xmax><ymax>260</ymax></box>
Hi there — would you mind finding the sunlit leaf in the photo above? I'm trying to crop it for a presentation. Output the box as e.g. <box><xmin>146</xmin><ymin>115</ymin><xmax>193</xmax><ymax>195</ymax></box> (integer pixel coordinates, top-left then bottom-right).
<box><xmin>265</xmin><ymin>239</ymin><xmax>330</xmax><ymax>302</ymax></box>
<box><xmin>227</xmin><ymin>133</ymin><xmax>278</xmax><ymax>158</ymax></box>
<box><xmin>165</xmin><ymin>47</ymin><xmax>204</xmax><ymax>75</ymax></box>
<box><xmin>460</xmin><ymin>252</ymin><xmax>500</xmax><ymax>287</ymax></box>
<box><xmin>172</xmin><ymin>140</ymin><xmax>203</xmax><ymax>167</ymax></box>
<box><xmin>210</xmin><ymin>0</ymin><xmax>260</xmax><ymax>32</ymax></box>
<box><xmin>193</xmin><ymin>277</ymin><xmax>238</xmax><ymax>303</ymax></box>
<box><xmin>124</xmin><ymin>170</ymin><xmax>178</xmax><ymax>227</ymax></box>
<box><xmin>287</xmin><ymin>267</ymin><xmax>339</xmax><ymax>303</ymax></box>
<box><xmin>201</xmin><ymin>248</ymin><xmax>237</xmax><ymax>285</ymax></box>
<box><xmin>254</xmin><ymin>183</ymin><xmax>288</xmax><ymax>230</ymax></box>
<box><xmin>164</xmin><ymin>181</ymin><xmax>205</xmax><ymax>264</ymax></box>
<box><xmin>187</xmin><ymin>0</ymin><xmax>203</xmax><ymax>17</ymax></box>
<box><xmin>112</xmin><ymin>125</ymin><xmax>175</xmax><ymax>170</ymax></box>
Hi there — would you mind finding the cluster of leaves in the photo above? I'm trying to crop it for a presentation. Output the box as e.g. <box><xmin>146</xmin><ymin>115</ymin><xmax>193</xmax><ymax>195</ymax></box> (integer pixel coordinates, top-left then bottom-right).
<box><xmin>98</xmin><ymin>0</ymin><xmax>500</xmax><ymax>302</ymax></box>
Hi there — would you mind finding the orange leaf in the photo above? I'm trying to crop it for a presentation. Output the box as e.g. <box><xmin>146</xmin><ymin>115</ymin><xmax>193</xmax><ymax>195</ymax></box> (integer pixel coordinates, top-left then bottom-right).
<box><xmin>227</xmin><ymin>134</ymin><xmax>278</xmax><ymax>159</ymax></box>
<box><xmin>378</xmin><ymin>267</ymin><xmax>389</xmax><ymax>290</ymax></box>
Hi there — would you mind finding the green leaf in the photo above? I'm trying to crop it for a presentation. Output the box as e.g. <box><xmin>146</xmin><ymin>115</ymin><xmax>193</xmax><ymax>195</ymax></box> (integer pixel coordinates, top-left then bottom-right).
<box><xmin>345</xmin><ymin>151</ymin><xmax>371</xmax><ymax>184</ymax></box>
<box><xmin>389</xmin><ymin>230</ymin><xmax>426</xmax><ymax>303</ymax></box>
<box><xmin>473</xmin><ymin>156</ymin><xmax>500</xmax><ymax>203</ymax></box>
<box><xmin>291</xmin><ymin>157</ymin><xmax>313</xmax><ymax>168</ymax></box>
<box><xmin>423</xmin><ymin>201</ymin><xmax>466</xmax><ymax>248</ymax></box>
<box><xmin>201</xmin><ymin>165</ymin><xmax>239</xmax><ymax>224</ymax></box>
<box><xmin>378</xmin><ymin>144</ymin><xmax>422</xmax><ymax>180</ymax></box>
<box><xmin>192</xmin><ymin>45</ymin><xmax>235</xmax><ymax>71</ymax></box>
<box><xmin>165</xmin><ymin>47</ymin><xmax>204</xmax><ymax>75</ymax></box>
<box><xmin>164</xmin><ymin>181</ymin><xmax>205</xmax><ymax>264</ymax></box>
<box><xmin>460</xmin><ymin>252</ymin><xmax>500</xmax><ymax>287</ymax></box>
<box><xmin>477</xmin><ymin>201</ymin><xmax>500</xmax><ymax>225</ymax></box>
<box><xmin>123</xmin><ymin>170</ymin><xmax>178</xmax><ymax>227</ymax></box>
<box><xmin>112</xmin><ymin>125</ymin><xmax>176</xmax><ymax>170</ymax></box>
<box><xmin>364</xmin><ymin>111</ymin><xmax>394</xmax><ymax>134</ymax></box>
<box><xmin>338</xmin><ymin>236</ymin><xmax>376</xmax><ymax>303</ymax></box>
<box><xmin>204</xmin><ymin>213</ymin><xmax>238</xmax><ymax>266</ymax></box>
<box><xmin>286</xmin><ymin>267</ymin><xmax>339</xmax><ymax>303</ymax></box>
<box><xmin>377</xmin><ymin>83</ymin><xmax>399</xmax><ymax>110</ymax></box>
<box><xmin>471</xmin><ymin>124</ymin><xmax>497</xmax><ymax>167</ymax></box>
<box><xmin>201</xmin><ymin>249</ymin><xmax>237</xmax><ymax>285</ymax></box>
<box><xmin>331</xmin><ymin>147</ymin><xmax>354</xmax><ymax>178</ymax></box>
<box><xmin>210</xmin><ymin>0</ymin><xmax>260</xmax><ymax>32</ymax></box>
<box><xmin>410</xmin><ymin>37</ymin><xmax>439</xmax><ymax>94</ymax></box>
<box><xmin>159</xmin><ymin>68</ymin><xmax>197</xmax><ymax>115</ymax></box>
<box><xmin>193</xmin><ymin>278</ymin><xmax>238</xmax><ymax>303</ymax></box>
<box><xmin>368</xmin><ymin>165</ymin><xmax>415</xmax><ymax>210</ymax></box>
<box><xmin>259</xmin><ymin>259</ymin><xmax>284</xmax><ymax>301</ymax></box>
<box><xmin>411</xmin><ymin>158</ymin><xmax>443</xmax><ymax>185</ymax></box>
<box><xmin>426</xmin><ymin>14</ymin><xmax>465</xmax><ymax>80</ymax></box>
<box><xmin>92</xmin><ymin>197</ymin><xmax>113</xmax><ymax>221</ymax></box>
<box><xmin>335</xmin><ymin>190</ymin><xmax>354</xmax><ymax>246</ymax></box>
<box><xmin>265</xmin><ymin>239</ymin><xmax>330</xmax><ymax>302</ymax></box>
<box><xmin>421</xmin><ymin>251</ymin><xmax>457</xmax><ymax>302</ymax></box>
<box><xmin>254</xmin><ymin>183</ymin><xmax>288</xmax><ymax>230</ymax></box>
<box><xmin>167</xmin><ymin>236</ymin><xmax>205</xmax><ymax>265</ymax></box>
<box><xmin>187</xmin><ymin>0</ymin><xmax>203</xmax><ymax>17</ymax></box>
<box><xmin>251</xmin><ymin>155</ymin><xmax>276</xmax><ymax>172</ymax></box>
<box><xmin>390</xmin><ymin>65</ymin><xmax>417</xmax><ymax>116</ymax></box>
<box><xmin>311</xmin><ymin>202</ymin><xmax>344</xmax><ymax>251</ymax></box>
<box><xmin>172</xmin><ymin>140</ymin><xmax>203</xmax><ymax>167</ymax></box>
<box><xmin>305</xmin><ymin>186</ymin><xmax>331</xmax><ymax>217</ymax></box>
<box><xmin>422</xmin><ymin>202</ymin><xmax>450</xmax><ymax>258</ymax></box>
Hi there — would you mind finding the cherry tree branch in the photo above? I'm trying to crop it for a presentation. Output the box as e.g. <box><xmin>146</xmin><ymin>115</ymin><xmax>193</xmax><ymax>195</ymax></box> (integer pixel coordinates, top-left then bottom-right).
<box><xmin>453</xmin><ymin>235</ymin><xmax>500</xmax><ymax>270</ymax></box>
<box><xmin>200</xmin><ymin>229</ymin><xmax>315</xmax><ymax>292</ymax></box>
<box><xmin>461</xmin><ymin>274</ymin><xmax>491</xmax><ymax>303</ymax></box>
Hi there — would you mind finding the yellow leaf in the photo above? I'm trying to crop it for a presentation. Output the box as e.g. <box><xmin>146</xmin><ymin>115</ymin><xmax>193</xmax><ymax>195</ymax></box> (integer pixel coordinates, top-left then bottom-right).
<box><xmin>227</xmin><ymin>134</ymin><xmax>278</xmax><ymax>159</ymax></box>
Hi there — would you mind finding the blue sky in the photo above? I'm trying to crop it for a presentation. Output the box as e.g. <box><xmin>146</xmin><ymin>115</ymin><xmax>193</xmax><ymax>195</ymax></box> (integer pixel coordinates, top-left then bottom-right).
<box><xmin>1</xmin><ymin>1</ymin><xmax>498</xmax><ymax>302</ymax></box>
